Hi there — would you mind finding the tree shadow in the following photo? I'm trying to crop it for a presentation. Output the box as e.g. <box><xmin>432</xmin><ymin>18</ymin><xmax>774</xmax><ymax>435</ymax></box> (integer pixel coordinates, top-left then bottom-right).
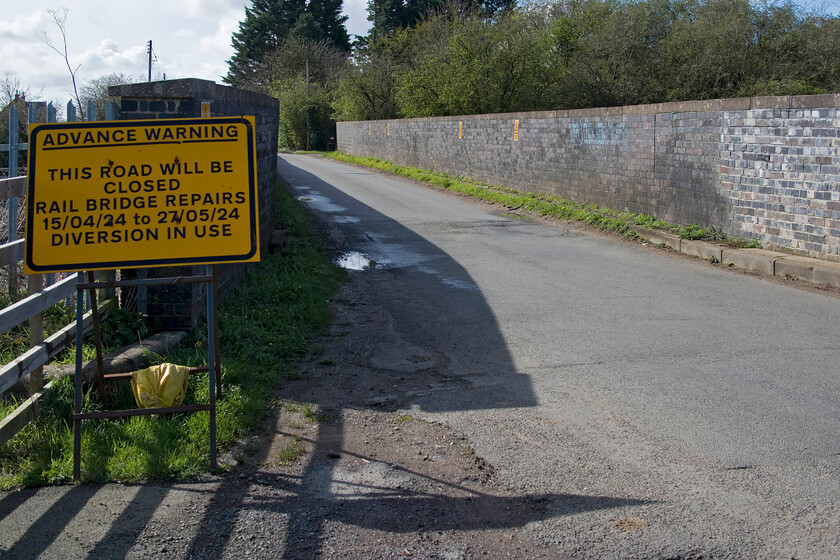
<box><xmin>0</xmin><ymin>155</ymin><xmax>652</xmax><ymax>558</ymax></box>
<box><xmin>184</xmin><ymin>156</ymin><xmax>652</xmax><ymax>557</ymax></box>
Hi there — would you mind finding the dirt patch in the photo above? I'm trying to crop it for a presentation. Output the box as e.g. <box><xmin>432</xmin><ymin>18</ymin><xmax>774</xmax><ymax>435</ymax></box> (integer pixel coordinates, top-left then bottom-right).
<box><xmin>223</xmin><ymin>272</ymin><xmax>559</xmax><ymax>559</ymax></box>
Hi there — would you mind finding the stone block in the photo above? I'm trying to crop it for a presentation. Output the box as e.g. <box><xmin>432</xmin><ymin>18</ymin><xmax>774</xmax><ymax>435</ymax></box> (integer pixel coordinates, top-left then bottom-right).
<box><xmin>751</xmin><ymin>96</ymin><xmax>791</xmax><ymax>109</ymax></box>
<box><xmin>634</xmin><ymin>226</ymin><xmax>680</xmax><ymax>250</ymax></box>
<box><xmin>680</xmin><ymin>239</ymin><xmax>724</xmax><ymax>262</ymax></box>
<box><xmin>791</xmin><ymin>94</ymin><xmax>835</xmax><ymax>109</ymax></box>
<box><xmin>720</xmin><ymin>248</ymin><xmax>777</xmax><ymax>275</ymax></box>
<box><xmin>774</xmin><ymin>255</ymin><xmax>840</xmax><ymax>287</ymax></box>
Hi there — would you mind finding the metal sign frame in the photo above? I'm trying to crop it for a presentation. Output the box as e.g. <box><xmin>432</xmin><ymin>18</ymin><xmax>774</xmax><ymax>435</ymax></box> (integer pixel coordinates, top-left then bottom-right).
<box><xmin>72</xmin><ymin>266</ymin><xmax>221</xmax><ymax>480</ymax></box>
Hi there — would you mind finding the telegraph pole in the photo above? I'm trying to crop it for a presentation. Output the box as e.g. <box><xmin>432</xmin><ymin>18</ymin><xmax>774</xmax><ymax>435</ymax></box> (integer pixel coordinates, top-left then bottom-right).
<box><xmin>147</xmin><ymin>40</ymin><xmax>153</xmax><ymax>82</ymax></box>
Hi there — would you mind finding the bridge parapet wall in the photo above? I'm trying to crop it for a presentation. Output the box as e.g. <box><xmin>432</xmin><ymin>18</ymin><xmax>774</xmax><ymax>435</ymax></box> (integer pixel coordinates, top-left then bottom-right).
<box><xmin>338</xmin><ymin>95</ymin><xmax>840</xmax><ymax>261</ymax></box>
<box><xmin>109</xmin><ymin>79</ymin><xmax>279</xmax><ymax>331</ymax></box>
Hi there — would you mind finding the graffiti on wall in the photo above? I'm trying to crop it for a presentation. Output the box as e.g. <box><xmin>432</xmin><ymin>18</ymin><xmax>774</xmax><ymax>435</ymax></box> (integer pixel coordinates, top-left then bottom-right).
<box><xmin>569</xmin><ymin>118</ymin><xmax>627</xmax><ymax>151</ymax></box>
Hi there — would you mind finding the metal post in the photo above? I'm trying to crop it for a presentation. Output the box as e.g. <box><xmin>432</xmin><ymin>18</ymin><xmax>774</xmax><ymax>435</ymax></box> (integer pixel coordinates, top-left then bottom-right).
<box><xmin>8</xmin><ymin>106</ymin><xmax>18</xmax><ymax>299</ymax></box>
<box><xmin>105</xmin><ymin>102</ymin><xmax>119</xmax><ymax>122</ymax></box>
<box><xmin>306</xmin><ymin>59</ymin><xmax>311</xmax><ymax>151</ymax></box>
<box><xmin>206</xmin><ymin>265</ymin><xmax>217</xmax><ymax>470</ymax></box>
<box><xmin>73</xmin><ymin>272</ymin><xmax>84</xmax><ymax>480</ymax></box>
<box><xmin>87</xmin><ymin>272</ymin><xmax>107</xmax><ymax>404</ymax></box>
<box><xmin>67</xmin><ymin>100</ymin><xmax>76</xmax><ymax>123</ymax></box>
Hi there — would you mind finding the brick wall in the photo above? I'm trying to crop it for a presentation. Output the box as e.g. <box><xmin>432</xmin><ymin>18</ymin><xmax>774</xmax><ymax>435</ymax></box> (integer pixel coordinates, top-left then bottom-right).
<box><xmin>109</xmin><ymin>79</ymin><xmax>279</xmax><ymax>331</ymax></box>
<box><xmin>338</xmin><ymin>95</ymin><xmax>840</xmax><ymax>261</ymax></box>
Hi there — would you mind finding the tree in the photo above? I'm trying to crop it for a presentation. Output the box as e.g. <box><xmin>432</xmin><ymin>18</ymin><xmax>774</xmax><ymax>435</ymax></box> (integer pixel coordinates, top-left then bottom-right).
<box><xmin>333</xmin><ymin>48</ymin><xmax>400</xmax><ymax>121</ymax></box>
<box><xmin>225</xmin><ymin>0</ymin><xmax>350</xmax><ymax>88</ymax></box>
<box><xmin>80</xmin><ymin>73</ymin><xmax>138</xmax><ymax>120</ymax></box>
<box><xmin>40</xmin><ymin>7</ymin><xmax>85</xmax><ymax>119</ymax></box>
<box><xmin>307</xmin><ymin>0</ymin><xmax>351</xmax><ymax>50</ymax></box>
<box><xmin>0</xmin><ymin>73</ymin><xmax>39</xmax><ymax>109</ymax></box>
<box><xmin>367</xmin><ymin>0</ymin><xmax>516</xmax><ymax>42</ymax></box>
<box><xmin>264</xmin><ymin>36</ymin><xmax>348</xmax><ymax>149</ymax></box>
<box><xmin>394</xmin><ymin>12</ymin><xmax>550</xmax><ymax>117</ymax></box>
<box><xmin>225</xmin><ymin>0</ymin><xmax>306</xmax><ymax>87</ymax></box>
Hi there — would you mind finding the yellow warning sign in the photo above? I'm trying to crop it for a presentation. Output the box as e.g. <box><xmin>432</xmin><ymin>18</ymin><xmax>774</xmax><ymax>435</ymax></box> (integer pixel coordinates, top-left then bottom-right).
<box><xmin>25</xmin><ymin>116</ymin><xmax>260</xmax><ymax>273</ymax></box>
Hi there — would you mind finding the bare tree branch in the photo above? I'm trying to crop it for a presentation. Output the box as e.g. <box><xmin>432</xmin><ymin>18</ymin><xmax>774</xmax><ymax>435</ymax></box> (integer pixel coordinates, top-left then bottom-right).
<box><xmin>39</xmin><ymin>7</ymin><xmax>84</xmax><ymax>120</ymax></box>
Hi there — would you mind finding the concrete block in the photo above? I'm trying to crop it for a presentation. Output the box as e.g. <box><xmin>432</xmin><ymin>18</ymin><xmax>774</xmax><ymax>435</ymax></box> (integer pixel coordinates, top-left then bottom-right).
<box><xmin>634</xmin><ymin>226</ymin><xmax>680</xmax><ymax>250</ymax></box>
<box><xmin>774</xmin><ymin>255</ymin><xmax>840</xmax><ymax>288</ymax></box>
<box><xmin>720</xmin><ymin>97</ymin><xmax>751</xmax><ymax>111</ymax></box>
<box><xmin>751</xmin><ymin>96</ymin><xmax>791</xmax><ymax>110</ymax></box>
<box><xmin>791</xmin><ymin>94</ymin><xmax>834</xmax><ymax>109</ymax></box>
<box><xmin>721</xmin><ymin>248</ymin><xmax>777</xmax><ymax>275</ymax></box>
<box><xmin>680</xmin><ymin>239</ymin><xmax>724</xmax><ymax>262</ymax></box>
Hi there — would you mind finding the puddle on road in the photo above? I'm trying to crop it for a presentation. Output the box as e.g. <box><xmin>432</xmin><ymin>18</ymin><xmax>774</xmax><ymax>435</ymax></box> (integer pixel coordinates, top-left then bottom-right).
<box><xmin>296</xmin><ymin>193</ymin><xmax>346</xmax><ymax>213</ymax></box>
<box><xmin>337</xmin><ymin>252</ymin><xmax>380</xmax><ymax>270</ymax></box>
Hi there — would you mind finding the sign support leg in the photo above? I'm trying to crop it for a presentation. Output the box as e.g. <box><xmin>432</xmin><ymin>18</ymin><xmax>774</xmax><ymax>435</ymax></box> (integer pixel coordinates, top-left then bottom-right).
<box><xmin>207</xmin><ymin>265</ymin><xmax>217</xmax><ymax>471</ymax></box>
<box><xmin>73</xmin><ymin>272</ymin><xmax>84</xmax><ymax>481</ymax></box>
<box><xmin>87</xmin><ymin>272</ymin><xmax>107</xmax><ymax>405</ymax></box>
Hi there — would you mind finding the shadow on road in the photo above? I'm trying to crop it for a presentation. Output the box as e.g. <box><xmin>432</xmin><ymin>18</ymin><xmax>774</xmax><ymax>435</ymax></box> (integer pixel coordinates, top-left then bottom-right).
<box><xmin>0</xmin><ymin>155</ymin><xmax>652</xmax><ymax>558</ymax></box>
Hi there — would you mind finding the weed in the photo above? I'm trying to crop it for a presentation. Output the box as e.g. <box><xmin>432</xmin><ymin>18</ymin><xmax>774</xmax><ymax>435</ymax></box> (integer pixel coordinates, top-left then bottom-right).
<box><xmin>281</xmin><ymin>400</ymin><xmax>300</xmax><ymax>413</ymax></box>
<box><xmin>277</xmin><ymin>435</ymin><xmax>305</xmax><ymax>465</ymax></box>
<box><xmin>301</xmin><ymin>403</ymin><xmax>331</xmax><ymax>423</ymax></box>
<box><xmin>709</xmin><ymin>255</ymin><xmax>720</xmax><ymax>264</ymax></box>
<box><xmin>396</xmin><ymin>415</ymin><xmax>414</xmax><ymax>423</ymax></box>
<box><xmin>98</xmin><ymin>308</ymin><xmax>148</xmax><ymax>349</ymax></box>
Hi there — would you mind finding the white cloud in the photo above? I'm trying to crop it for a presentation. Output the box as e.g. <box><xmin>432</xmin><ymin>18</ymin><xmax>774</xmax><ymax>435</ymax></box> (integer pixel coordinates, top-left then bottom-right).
<box><xmin>177</xmin><ymin>0</ymin><xmax>247</xmax><ymax>19</ymax></box>
<box><xmin>2</xmin><ymin>0</ymin><xmax>370</xmax><ymax>106</ymax></box>
<box><xmin>0</xmin><ymin>11</ymin><xmax>52</xmax><ymax>41</ymax></box>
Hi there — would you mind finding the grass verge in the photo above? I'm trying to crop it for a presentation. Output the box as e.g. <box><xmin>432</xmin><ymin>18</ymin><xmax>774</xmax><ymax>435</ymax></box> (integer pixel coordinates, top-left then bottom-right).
<box><xmin>0</xmin><ymin>182</ymin><xmax>344</xmax><ymax>489</ymax></box>
<box><xmin>325</xmin><ymin>152</ymin><xmax>761</xmax><ymax>249</ymax></box>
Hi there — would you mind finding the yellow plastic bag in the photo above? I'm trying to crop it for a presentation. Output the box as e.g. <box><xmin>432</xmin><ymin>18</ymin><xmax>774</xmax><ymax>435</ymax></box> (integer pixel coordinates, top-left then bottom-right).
<box><xmin>130</xmin><ymin>363</ymin><xmax>189</xmax><ymax>409</ymax></box>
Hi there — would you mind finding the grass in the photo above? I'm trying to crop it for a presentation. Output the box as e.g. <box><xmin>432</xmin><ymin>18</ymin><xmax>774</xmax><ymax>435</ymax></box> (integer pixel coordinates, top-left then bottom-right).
<box><xmin>276</xmin><ymin>435</ymin><xmax>305</xmax><ymax>466</ymax></box>
<box><xmin>325</xmin><ymin>152</ymin><xmax>762</xmax><ymax>249</ymax></box>
<box><xmin>0</xmin><ymin>181</ymin><xmax>345</xmax><ymax>488</ymax></box>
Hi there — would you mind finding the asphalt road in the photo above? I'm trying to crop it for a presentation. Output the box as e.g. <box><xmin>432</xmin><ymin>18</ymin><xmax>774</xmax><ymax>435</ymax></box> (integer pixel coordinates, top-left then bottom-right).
<box><xmin>280</xmin><ymin>153</ymin><xmax>840</xmax><ymax>559</ymax></box>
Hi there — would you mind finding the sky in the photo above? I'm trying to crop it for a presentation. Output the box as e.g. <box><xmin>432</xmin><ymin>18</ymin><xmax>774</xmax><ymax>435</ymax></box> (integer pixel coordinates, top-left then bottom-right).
<box><xmin>2</xmin><ymin>0</ymin><xmax>839</xmax><ymax>110</ymax></box>
<box><xmin>1</xmin><ymin>0</ymin><xmax>371</xmax><ymax>108</ymax></box>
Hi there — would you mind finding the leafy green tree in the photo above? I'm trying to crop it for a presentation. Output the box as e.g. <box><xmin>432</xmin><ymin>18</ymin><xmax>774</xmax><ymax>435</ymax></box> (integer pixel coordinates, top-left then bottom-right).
<box><xmin>395</xmin><ymin>12</ymin><xmax>551</xmax><ymax>116</ymax></box>
<box><xmin>333</xmin><ymin>48</ymin><xmax>400</xmax><ymax>121</ymax></box>
<box><xmin>367</xmin><ymin>0</ymin><xmax>515</xmax><ymax>41</ymax></box>
<box><xmin>265</xmin><ymin>36</ymin><xmax>348</xmax><ymax>149</ymax></box>
<box><xmin>796</xmin><ymin>15</ymin><xmax>840</xmax><ymax>92</ymax></box>
<box><xmin>307</xmin><ymin>0</ymin><xmax>351</xmax><ymax>50</ymax></box>
<box><xmin>225</xmin><ymin>0</ymin><xmax>306</xmax><ymax>87</ymax></box>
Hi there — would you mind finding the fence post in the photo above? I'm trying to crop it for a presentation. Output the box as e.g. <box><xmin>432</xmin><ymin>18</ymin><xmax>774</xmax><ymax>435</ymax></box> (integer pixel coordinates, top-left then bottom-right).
<box><xmin>7</xmin><ymin>106</ymin><xmax>19</xmax><ymax>299</ymax></box>
<box><xmin>105</xmin><ymin>102</ymin><xmax>119</xmax><ymax>121</ymax></box>
<box><xmin>27</xmin><ymin>274</ymin><xmax>44</xmax><ymax>396</ymax></box>
<box><xmin>102</xmin><ymin>102</ymin><xmax>119</xmax><ymax>300</ymax></box>
<box><xmin>67</xmin><ymin>100</ymin><xmax>76</xmax><ymax>123</ymax></box>
<box><xmin>26</xmin><ymin>103</ymin><xmax>45</xmax><ymax>396</ymax></box>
